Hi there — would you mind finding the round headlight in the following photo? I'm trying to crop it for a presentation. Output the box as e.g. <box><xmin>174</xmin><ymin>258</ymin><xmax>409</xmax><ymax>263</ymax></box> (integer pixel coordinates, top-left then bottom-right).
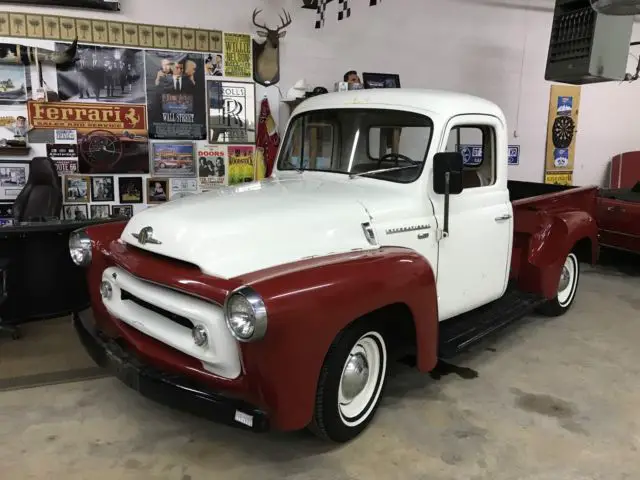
<box><xmin>69</xmin><ymin>229</ymin><xmax>92</xmax><ymax>266</ymax></box>
<box><xmin>224</xmin><ymin>286</ymin><xmax>267</xmax><ymax>342</ymax></box>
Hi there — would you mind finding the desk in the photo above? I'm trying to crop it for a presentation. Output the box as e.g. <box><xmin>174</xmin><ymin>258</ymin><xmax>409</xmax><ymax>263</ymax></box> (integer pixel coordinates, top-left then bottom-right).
<box><xmin>0</xmin><ymin>218</ymin><xmax>123</xmax><ymax>323</ymax></box>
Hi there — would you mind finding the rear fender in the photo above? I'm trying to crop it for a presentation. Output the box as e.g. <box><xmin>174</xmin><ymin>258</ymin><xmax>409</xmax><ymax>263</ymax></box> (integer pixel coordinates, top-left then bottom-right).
<box><xmin>237</xmin><ymin>247</ymin><xmax>439</xmax><ymax>431</ymax></box>
<box><xmin>518</xmin><ymin>210</ymin><xmax>597</xmax><ymax>298</ymax></box>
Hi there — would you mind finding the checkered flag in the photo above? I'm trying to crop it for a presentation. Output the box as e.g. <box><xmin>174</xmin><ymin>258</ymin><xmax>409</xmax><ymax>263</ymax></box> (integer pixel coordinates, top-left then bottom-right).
<box><xmin>315</xmin><ymin>0</ymin><xmax>327</xmax><ymax>29</ymax></box>
<box><xmin>369</xmin><ymin>0</ymin><xmax>381</xmax><ymax>5</ymax></box>
<box><xmin>338</xmin><ymin>0</ymin><xmax>351</xmax><ymax>21</ymax></box>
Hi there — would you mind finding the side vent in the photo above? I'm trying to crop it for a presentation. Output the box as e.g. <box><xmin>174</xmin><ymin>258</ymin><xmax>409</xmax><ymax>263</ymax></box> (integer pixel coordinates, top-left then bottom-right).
<box><xmin>361</xmin><ymin>222</ymin><xmax>377</xmax><ymax>245</ymax></box>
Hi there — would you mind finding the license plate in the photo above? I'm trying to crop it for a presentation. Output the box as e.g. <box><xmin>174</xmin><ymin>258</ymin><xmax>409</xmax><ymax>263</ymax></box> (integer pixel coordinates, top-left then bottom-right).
<box><xmin>105</xmin><ymin>348</ymin><xmax>140</xmax><ymax>391</ymax></box>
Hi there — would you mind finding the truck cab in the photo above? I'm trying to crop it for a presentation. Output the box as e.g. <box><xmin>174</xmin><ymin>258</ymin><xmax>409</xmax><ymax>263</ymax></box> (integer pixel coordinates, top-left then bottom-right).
<box><xmin>71</xmin><ymin>89</ymin><xmax>598</xmax><ymax>445</ymax></box>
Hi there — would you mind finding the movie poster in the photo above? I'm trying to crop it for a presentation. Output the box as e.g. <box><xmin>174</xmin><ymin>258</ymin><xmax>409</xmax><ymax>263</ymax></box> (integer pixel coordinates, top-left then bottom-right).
<box><xmin>197</xmin><ymin>144</ymin><xmax>227</xmax><ymax>189</ymax></box>
<box><xmin>55</xmin><ymin>44</ymin><xmax>145</xmax><ymax>104</ymax></box>
<box><xmin>227</xmin><ymin>145</ymin><xmax>254</xmax><ymax>186</ymax></box>
<box><xmin>145</xmin><ymin>50</ymin><xmax>207</xmax><ymax>140</ymax></box>
<box><xmin>223</xmin><ymin>33</ymin><xmax>252</xmax><ymax>78</ymax></box>
<box><xmin>0</xmin><ymin>64</ymin><xmax>28</xmax><ymax>105</ymax></box>
<box><xmin>28</xmin><ymin>101</ymin><xmax>149</xmax><ymax>174</ymax></box>
<box><xmin>207</xmin><ymin>80</ymin><xmax>256</xmax><ymax>144</ymax></box>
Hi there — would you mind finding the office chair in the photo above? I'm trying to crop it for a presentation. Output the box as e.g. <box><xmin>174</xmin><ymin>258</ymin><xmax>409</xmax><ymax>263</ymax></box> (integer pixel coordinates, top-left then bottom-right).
<box><xmin>0</xmin><ymin>157</ymin><xmax>62</xmax><ymax>340</ymax></box>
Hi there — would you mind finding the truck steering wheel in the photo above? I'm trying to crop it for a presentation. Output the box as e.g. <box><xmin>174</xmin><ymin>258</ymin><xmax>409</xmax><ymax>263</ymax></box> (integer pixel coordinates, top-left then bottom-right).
<box><xmin>377</xmin><ymin>152</ymin><xmax>415</xmax><ymax>168</ymax></box>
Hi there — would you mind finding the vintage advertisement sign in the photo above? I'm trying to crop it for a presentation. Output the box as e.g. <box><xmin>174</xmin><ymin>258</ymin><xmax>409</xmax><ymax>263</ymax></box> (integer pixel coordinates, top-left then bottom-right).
<box><xmin>457</xmin><ymin>144</ymin><xmax>520</xmax><ymax>166</ymax></box>
<box><xmin>544</xmin><ymin>171</ymin><xmax>573</xmax><ymax>186</ymax></box>
<box><xmin>545</xmin><ymin>84</ymin><xmax>580</xmax><ymax>175</ymax></box>
<box><xmin>223</xmin><ymin>33</ymin><xmax>252</xmax><ymax>78</ymax></box>
<box><xmin>54</xmin><ymin>129</ymin><xmax>78</xmax><ymax>144</ymax></box>
<box><xmin>28</xmin><ymin>101</ymin><xmax>149</xmax><ymax>174</ymax></box>
<box><xmin>227</xmin><ymin>145</ymin><xmax>255</xmax><ymax>185</ymax></box>
<box><xmin>145</xmin><ymin>50</ymin><xmax>207</xmax><ymax>140</ymax></box>
<box><xmin>46</xmin><ymin>143</ymin><xmax>79</xmax><ymax>174</ymax></box>
<box><xmin>197</xmin><ymin>144</ymin><xmax>227</xmax><ymax>188</ymax></box>
<box><xmin>207</xmin><ymin>80</ymin><xmax>256</xmax><ymax>144</ymax></box>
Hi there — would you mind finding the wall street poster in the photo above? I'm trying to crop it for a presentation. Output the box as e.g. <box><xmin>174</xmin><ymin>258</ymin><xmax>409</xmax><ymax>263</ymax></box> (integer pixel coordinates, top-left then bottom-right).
<box><xmin>145</xmin><ymin>50</ymin><xmax>207</xmax><ymax>140</ymax></box>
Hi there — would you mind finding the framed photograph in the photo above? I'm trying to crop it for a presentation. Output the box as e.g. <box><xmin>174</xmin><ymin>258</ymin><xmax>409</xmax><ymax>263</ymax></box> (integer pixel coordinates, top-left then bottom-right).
<box><xmin>64</xmin><ymin>175</ymin><xmax>90</xmax><ymax>202</ymax></box>
<box><xmin>0</xmin><ymin>64</ymin><xmax>28</xmax><ymax>105</ymax></box>
<box><xmin>90</xmin><ymin>175</ymin><xmax>115</xmax><ymax>202</ymax></box>
<box><xmin>362</xmin><ymin>72</ymin><xmax>401</xmax><ymax>89</ymax></box>
<box><xmin>150</xmin><ymin>142</ymin><xmax>196</xmax><ymax>177</ymax></box>
<box><xmin>0</xmin><ymin>202</ymin><xmax>13</xmax><ymax>218</ymax></box>
<box><xmin>0</xmin><ymin>161</ymin><xmax>29</xmax><ymax>201</ymax></box>
<box><xmin>62</xmin><ymin>204</ymin><xmax>88</xmax><ymax>220</ymax></box>
<box><xmin>118</xmin><ymin>176</ymin><xmax>143</xmax><ymax>203</ymax></box>
<box><xmin>90</xmin><ymin>204</ymin><xmax>110</xmax><ymax>219</ymax></box>
<box><xmin>111</xmin><ymin>204</ymin><xmax>133</xmax><ymax>218</ymax></box>
<box><xmin>146</xmin><ymin>178</ymin><xmax>169</xmax><ymax>204</ymax></box>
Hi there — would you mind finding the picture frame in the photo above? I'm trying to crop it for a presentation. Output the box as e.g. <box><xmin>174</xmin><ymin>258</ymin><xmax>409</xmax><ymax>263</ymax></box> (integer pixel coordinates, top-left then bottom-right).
<box><xmin>146</xmin><ymin>178</ymin><xmax>169</xmax><ymax>204</ymax></box>
<box><xmin>111</xmin><ymin>204</ymin><xmax>133</xmax><ymax>218</ymax></box>
<box><xmin>118</xmin><ymin>176</ymin><xmax>143</xmax><ymax>204</ymax></box>
<box><xmin>362</xmin><ymin>72</ymin><xmax>401</xmax><ymax>89</ymax></box>
<box><xmin>64</xmin><ymin>175</ymin><xmax>91</xmax><ymax>203</ymax></box>
<box><xmin>62</xmin><ymin>204</ymin><xmax>88</xmax><ymax>220</ymax></box>
<box><xmin>0</xmin><ymin>160</ymin><xmax>29</xmax><ymax>201</ymax></box>
<box><xmin>150</xmin><ymin>142</ymin><xmax>197</xmax><ymax>177</ymax></box>
<box><xmin>90</xmin><ymin>204</ymin><xmax>110</xmax><ymax>219</ymax></box>
<box><xmin>90</xmin><ymin>176</ymin><xmax>115</xmax><ymax>202</ymax></box>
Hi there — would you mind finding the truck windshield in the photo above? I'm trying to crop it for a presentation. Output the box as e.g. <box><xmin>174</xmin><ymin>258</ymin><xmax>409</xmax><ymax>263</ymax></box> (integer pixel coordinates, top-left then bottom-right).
<box><xmin>277</xmin><ymin>108</ymin><xmax>434</xmax><ymax>183</ymax></box>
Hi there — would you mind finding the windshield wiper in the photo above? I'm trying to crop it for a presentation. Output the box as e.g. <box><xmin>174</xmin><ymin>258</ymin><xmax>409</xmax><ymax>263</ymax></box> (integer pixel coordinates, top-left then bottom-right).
<box><xmin>349</xmin><ymin>164</ymin><xmax>419</xmax><ymax>179</ymax></box>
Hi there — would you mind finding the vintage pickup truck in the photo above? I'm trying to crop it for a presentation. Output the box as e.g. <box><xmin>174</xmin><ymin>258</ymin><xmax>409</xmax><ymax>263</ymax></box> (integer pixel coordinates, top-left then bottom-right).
<box><xmin>70</xmin><ymin>89</ymin><xmax>598</xmax><ymax>443</ymax></box>
<box><xmin>596</xmin><ymin>181</ymin><xmax>640</xmax><ymax>255</ymax></box>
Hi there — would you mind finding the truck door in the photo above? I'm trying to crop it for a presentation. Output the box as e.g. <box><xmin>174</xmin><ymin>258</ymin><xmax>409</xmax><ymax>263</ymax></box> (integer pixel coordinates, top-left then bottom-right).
<box><xmin>431</xmin><ymin>114</ymin><xmax>513</xmax><ymax>320</ymax></box>
<box><xmin>597</xmin><ymin>197</ymin><xmax>640</xmax><ymax>253</ymax></box>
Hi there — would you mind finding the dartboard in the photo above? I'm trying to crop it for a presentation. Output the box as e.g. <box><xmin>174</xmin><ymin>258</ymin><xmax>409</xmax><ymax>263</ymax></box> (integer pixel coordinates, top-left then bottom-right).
<box><xmin>552</xmin><ymin>116</ymin><xmax>575</xmax><ymax>149</ymax></box>
<box><xmin>79</xmin><ymin>130</ymin><xmax>124</xmax><ymax>171</ymax></box>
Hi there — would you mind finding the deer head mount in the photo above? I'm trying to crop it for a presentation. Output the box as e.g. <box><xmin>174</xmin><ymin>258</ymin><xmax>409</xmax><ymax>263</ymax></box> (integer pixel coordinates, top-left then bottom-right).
<box><xmin>251</xmin><ymin>8</ymin><xmax>292</xmax><ymax>87</ymax></box>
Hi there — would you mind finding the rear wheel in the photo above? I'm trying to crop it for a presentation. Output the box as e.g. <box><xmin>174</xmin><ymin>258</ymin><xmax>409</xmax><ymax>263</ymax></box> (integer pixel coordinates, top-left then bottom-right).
<box><xmin>309</xmin><ymin>323</ymin><xmax>388</xmax><ymax>443</ymax></box>
<box><xmin>537</xmin><ymin>252</ymin><xmax>580</xmax><ymax>317</ymax></box>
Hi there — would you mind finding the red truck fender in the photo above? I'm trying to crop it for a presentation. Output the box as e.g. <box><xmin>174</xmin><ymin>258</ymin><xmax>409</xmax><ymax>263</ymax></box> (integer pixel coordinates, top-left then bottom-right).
<box><xmin>237</xmin><ymin>247</ymin><xmax>439</xmax><ymax>431</ymax></box>
<box><xmin>519</xmin><ymin>210</ymin><xmax>598</xmax><ymax>299</ymax></box>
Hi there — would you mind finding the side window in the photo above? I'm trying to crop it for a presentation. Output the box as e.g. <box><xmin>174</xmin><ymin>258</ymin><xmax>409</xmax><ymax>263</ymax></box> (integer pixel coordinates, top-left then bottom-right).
<box><xmin>445</xmin><ymin>125</ymin><xmax>496</xmax><ymax>189</ymax></box>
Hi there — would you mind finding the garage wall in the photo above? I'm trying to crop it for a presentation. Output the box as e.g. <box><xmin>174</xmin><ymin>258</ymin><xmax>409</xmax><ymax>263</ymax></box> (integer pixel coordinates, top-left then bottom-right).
<box><xmin>4</xmin><ymin>0</ymin><xmax>639</xmax><ymax>187</ymax></box>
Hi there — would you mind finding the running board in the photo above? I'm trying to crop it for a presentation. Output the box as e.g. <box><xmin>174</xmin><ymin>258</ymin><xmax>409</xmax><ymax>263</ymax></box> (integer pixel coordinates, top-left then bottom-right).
<box><xmin>438</xmin><ymin>289</ymin><xmax>546</xmax><ymax>359</ymax></box>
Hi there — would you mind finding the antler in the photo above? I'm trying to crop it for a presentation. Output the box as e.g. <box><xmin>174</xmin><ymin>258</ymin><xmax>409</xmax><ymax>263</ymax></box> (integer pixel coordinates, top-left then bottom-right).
<box><xmin>251</xmin><ymin>8</ymin><xmax>269</xmax><ymax>31</ymax></box>
<box><xmin>276</xmin><ymin>9</ymin><xmax>293</xmax><ymax>32</ymax></box>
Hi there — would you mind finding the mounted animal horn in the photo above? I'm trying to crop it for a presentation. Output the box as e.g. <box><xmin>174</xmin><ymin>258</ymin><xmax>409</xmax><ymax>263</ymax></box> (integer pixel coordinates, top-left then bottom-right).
<box><xmin>252</xmin><ymin>8</ymin><xmax>292</xmax><ymax>87</ymax></box>
<box><xmin>0</xmin><ymin>38</ymin><xmax>78</xmax><ymax>66</ymax></box>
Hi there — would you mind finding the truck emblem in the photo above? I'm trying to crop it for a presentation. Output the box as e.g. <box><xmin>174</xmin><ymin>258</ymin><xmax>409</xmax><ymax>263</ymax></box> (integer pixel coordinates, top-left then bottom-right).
<box><xmin>132</xmin><ymin>226</ymin><xmax>162</xmax><ymax>245</ymax></box>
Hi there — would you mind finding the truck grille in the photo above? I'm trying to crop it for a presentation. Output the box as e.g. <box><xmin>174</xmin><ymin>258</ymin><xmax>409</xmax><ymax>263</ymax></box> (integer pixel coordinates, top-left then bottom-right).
<box><xmin>120</xmin><ymin>289</ymin><xmax>193</xmax><ymax>330</ymax></box>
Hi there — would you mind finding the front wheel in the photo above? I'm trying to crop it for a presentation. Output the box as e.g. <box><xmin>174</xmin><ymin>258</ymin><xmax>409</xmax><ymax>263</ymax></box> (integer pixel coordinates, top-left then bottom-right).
<box><xmin>309</xmin><ymin>324</ymin><xmax>388</xmax><ymax>443</ymax></box>
<box><xmin>537</xmin><ymin>252</ymin><xmax>580</xmax><ymax>317</ymax></box>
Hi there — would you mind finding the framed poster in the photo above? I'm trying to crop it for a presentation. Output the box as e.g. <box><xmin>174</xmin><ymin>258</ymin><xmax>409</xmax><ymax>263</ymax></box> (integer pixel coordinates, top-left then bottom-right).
<box><xmin>207</xmin><ymin>80</ymin><xmax>256</xmax><ymax>144</ymax></box>
<box><xmin>0</xmin><ymin>1</ymin><xmax>121</xmax><ymax>11</ymax></box>
<box><xmin>62</xmin><ymin>204</ymin><xmax>88</xmax><ymax>220</ymax></box>
<box><xmin>150</xmin><ymin>141</ymin><xmax>196</xmax><ymax>177</ymax></box>
<box><xmin>0</xmin><ymin>160</ymin><xmax>29</xmax><ymax>201</ymax></box>
<box><xmin>145</xmin><ymin>50</ymin><xmax>207</xmax><ymax>140</ymax></box>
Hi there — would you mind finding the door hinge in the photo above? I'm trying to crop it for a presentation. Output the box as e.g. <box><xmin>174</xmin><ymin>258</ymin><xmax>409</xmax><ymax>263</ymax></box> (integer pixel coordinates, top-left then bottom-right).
<box><xmin>436</xmin><ymin>229</ymin><xmax>448</xmax><ymax>241</ymax></box>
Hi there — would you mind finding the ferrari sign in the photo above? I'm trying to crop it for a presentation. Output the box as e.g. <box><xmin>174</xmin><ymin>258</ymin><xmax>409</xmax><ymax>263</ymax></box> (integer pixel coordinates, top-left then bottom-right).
<box><xmin>28</xmin><ymin>101</ymin><xmax>147</xmax><ymax>135</ymax></box>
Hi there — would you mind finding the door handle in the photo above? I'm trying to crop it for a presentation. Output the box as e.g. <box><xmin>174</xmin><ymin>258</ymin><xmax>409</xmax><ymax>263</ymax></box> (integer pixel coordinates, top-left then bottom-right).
<box><xmin>495</xmin><ymin>214</ymin><xmax>512</xmax><ymax>222</ymax></box>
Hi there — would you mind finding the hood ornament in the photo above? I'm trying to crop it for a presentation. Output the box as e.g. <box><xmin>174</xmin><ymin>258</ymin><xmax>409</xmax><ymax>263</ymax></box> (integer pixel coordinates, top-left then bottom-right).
<box><xmin>132</xmin><ymin>226</ymin><xmax>162</xmax><ymax>245</ymax></box>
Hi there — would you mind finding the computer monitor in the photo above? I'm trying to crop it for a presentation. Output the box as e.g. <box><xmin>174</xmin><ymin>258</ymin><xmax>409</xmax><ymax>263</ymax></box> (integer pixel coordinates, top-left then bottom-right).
<box><xmin>362</xmin><ymin>72</ymin><xmax>401</xmax><ymax>89</ymax></box>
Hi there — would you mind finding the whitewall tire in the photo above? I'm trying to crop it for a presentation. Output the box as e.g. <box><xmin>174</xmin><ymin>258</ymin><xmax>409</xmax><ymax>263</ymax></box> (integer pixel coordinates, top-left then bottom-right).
<box><xmin>310</xmin><ymin>324</ymin><xmax>388</xmax><ymax>442</ymax></box>
<box><xmin>537</xmin><ymin>252</ymin><xmax>580</xmax><ymax>317</ymax></box>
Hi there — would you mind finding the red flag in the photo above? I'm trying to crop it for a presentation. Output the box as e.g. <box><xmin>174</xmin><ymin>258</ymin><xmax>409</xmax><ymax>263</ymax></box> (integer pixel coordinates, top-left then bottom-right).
<box><xmin>256</xmin><ymin>97</ymin><xmax>280</xmax><ymax>177</ymax></box>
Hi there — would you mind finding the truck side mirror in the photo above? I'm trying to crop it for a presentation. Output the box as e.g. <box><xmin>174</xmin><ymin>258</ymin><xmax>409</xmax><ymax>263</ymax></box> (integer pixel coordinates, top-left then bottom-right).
<box><xmin>433</xmin><ymin>152</ymin><xmax>464</xmax><ymax>195</ymax></box>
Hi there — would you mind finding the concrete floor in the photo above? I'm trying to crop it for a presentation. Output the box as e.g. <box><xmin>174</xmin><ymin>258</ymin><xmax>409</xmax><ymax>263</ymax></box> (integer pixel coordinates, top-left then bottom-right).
<box><xmin>1</xmin><ymin>257</ymin><xmax>639</xmax><ymax>480</ymax></box>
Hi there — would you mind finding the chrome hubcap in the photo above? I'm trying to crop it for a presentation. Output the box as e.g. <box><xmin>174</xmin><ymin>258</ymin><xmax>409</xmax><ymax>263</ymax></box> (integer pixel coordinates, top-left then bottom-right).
<box><xmin>558</xmin><ymin>265</ymin><xmax>571</xmax><ymax>292</ymax></box>
<box><xmin>340</xmin><ymin>352</ymin><xmax>370</xmax><ymax>402</ymax></box>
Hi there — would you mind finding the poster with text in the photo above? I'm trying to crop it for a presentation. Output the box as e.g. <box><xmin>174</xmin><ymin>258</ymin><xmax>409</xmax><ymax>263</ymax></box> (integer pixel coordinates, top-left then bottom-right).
<box><xmin>197</xmin><ymin>144</ymin><xmax>227</xmax><ymax>189</ymax></box>
<box><xmin>28</xmin><ymin>101</ymin><xmax>149</xmax><ymax>174</ymax></box>
<box><xmin>145</xmin><ymin>50</ymin><xmax>207</xmax><ymax>140</ymax></box>
<box><xmin>55</xmin><ymin>43</ymin><xmax>145</xmax><ymax>104</ymax></box>
<box><xmin>0</xmin><ymin>64</ymin><xmax>28</xmax><ymax>105</ymax></box>
<box><xmin>207</xmin><ymin>80</ymin><xmax>256</xmax><ymax>144</ymax></box>
<box><xmin>227</xmin><ymin>145</ymin><xmax>255</xmax><ymax>185</ymax></box>
<box><xmin>223</xmin><ymin>33</ymin><xmax>252</xmax><ymax>78</ymax></box>
<box><xmin>46</xmin><ymin>143</ymin><xmax>79</xmax><ymax>175</ymax></box>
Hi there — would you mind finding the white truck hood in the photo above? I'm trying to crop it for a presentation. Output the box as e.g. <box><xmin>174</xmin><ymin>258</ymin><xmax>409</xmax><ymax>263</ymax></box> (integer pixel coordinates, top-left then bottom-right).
<box><xmin>121</xmin><ymin>175</ymin><xmax>397</xmax><ymax>279</ymax></box>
